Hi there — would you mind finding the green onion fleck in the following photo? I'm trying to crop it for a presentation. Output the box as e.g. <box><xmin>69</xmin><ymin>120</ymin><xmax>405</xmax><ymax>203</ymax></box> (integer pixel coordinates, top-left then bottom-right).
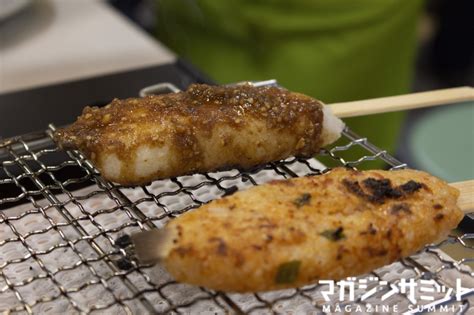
<box><xmin>293</xmin><ymin>193</ymin><xmax>311</xmax><ymax>208</ymax></box>
<box><xmin>275</xmin><ymin>260</ymin><xmax>301</xmax><ymax>284</ymax></box>
<box><xmin>320</xmin><ymin>227</ymin><xmax>346</xmax><ymax>241</ymax></box>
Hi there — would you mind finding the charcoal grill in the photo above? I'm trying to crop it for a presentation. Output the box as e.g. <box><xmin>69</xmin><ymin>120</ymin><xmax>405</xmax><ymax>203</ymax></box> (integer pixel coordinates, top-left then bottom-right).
<box><xmin>0</xmin><ymin>81</ymin><xmax>473</xmax><ymax>314</ymax></box>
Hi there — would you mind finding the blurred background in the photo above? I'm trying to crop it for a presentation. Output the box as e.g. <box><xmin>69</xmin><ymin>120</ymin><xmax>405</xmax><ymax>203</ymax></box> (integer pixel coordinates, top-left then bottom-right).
<box><xmin>0</xmin><ymin>0</ymin><xmax>473</xmax><ymax>182</ymax></box>
<box><xmin>112</xmin><ymin>0</ymin><xmax>474</xmax><ymax>89</ymax></box>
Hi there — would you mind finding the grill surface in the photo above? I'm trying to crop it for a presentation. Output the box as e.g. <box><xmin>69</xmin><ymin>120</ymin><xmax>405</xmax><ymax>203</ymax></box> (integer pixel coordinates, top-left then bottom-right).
<box><xmin>0</xmin><ymin>82</ymin><xmax>473</xmax><ymax>314</ymax></box>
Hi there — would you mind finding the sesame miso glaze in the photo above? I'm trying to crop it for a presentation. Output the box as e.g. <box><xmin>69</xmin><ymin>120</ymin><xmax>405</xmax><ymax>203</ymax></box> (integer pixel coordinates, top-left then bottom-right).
<box><xmin>54</xmin><ymin>84</ymin><xmax>343</xmax><ymax>185</ymax></box>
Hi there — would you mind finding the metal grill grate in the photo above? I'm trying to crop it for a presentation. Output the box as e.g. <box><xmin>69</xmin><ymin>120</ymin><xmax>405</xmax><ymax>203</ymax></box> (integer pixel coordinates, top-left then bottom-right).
<box><xmin>0</xmin><ymin>82</ymin><xmax>472</xmax><ymax>314</ymax></box>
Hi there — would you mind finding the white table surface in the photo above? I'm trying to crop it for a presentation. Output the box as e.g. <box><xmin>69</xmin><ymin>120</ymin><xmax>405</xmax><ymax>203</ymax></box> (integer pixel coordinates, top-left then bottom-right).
<box><xmin>0</xmin><ymin>0</ymin><xmax>176</xmax><ymax>94</ymax></box>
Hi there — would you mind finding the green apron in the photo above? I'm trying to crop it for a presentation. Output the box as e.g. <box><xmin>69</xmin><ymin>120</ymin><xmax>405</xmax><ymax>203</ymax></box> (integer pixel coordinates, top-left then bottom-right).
<box><xmin>156</xmin><ymin>0</ymin><xmax>424</xmax><ymax>166</ymax></box>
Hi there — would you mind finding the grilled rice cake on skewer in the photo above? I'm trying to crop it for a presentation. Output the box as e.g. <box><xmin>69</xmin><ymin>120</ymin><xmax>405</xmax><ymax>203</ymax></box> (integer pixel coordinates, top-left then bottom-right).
<box><xmin>54</xmin><ymin>84</ymin><xmax>344</xmax><ymax>185</ymax></box>
<box><xmin>132</xmin><ymin>167</ymin><xmax>463</xmax><ymax>292</ymax></box>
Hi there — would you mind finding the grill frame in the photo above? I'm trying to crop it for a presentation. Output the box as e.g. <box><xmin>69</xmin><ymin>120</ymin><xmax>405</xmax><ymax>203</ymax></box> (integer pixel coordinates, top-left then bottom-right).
<box><xmin>0</xmin><ymin>81</ymin><xmax>472</xmax><ymax>314</ymax></box>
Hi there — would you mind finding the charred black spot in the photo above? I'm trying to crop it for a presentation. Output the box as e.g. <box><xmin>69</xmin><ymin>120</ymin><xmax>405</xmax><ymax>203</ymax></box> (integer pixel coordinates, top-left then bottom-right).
<box><xmin>343</xmin><ymin>177</ymin><xmax>424</xmax><ymax>204</ymax></box>
<box><xmin>363</xmin><ymin>178</ymin><xmax>402</xmax><ymax>202</ymax></box>
<box><xmin>390</xmin><ymin>203</ymin><xmax>412</xmax><ymax>215</ymax></box>
<box><xmin>400</xmin><ymin>180</ymin><xmax>423</xmax><ymax>193</ymax></box>
<box><xmin>342</xmin><ymin>179</ymin><xmax>366</xmax><ymax>198</ymax></box>
<box><xmin>293</xmin><ymin>193</ymin><xmax>312</xmax><ymax>208</ymax></box>
<box><xmin>434</xmin><ymin>213</ymin><xmax>445</xmax><ymax>222</ymax></box>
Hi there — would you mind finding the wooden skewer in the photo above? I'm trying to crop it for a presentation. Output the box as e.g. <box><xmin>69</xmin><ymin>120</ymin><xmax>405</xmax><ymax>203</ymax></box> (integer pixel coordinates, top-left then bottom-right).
<box><xmin>328</xmin><ymin>86</ymin><xmax>474</xmax><ymax>118</ymax></box>
<box><xmin>450</xmin><ymin>180</ymin><xmax>474</xmax><ymax>215</ymax></box>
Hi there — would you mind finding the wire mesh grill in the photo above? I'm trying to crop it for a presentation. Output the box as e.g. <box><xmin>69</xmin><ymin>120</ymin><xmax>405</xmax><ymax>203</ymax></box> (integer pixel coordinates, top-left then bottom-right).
<box><xmin>0</xmin><ymin>82</ymin><xmax>473</xmax><ymax>314</ymax></box>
